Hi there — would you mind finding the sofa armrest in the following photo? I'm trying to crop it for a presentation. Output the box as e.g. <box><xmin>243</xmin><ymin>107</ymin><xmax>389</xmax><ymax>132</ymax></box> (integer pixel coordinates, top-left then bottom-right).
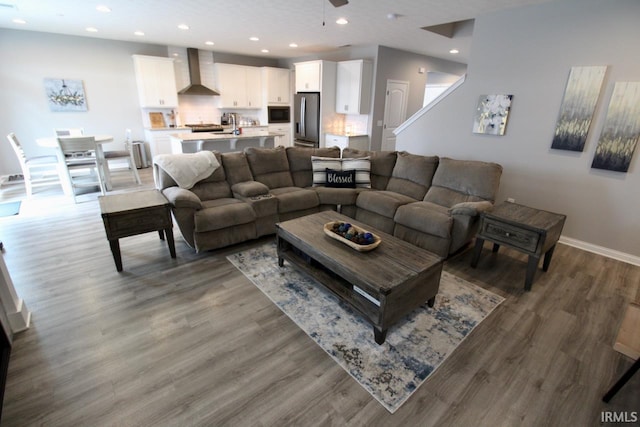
<box><xmin>162</xmin><ymin>187</ymin><xmax>202</xmax><ymax>210</ymax></box>
<box><xmin>231</xmin><ymin>181</ymin><xmax>270</xmax><ymax>198</ymax></box>
<box><xmin>449</xmin><ymin>200</ymin><xmax>494</xmax><ymax>216</ymax></box>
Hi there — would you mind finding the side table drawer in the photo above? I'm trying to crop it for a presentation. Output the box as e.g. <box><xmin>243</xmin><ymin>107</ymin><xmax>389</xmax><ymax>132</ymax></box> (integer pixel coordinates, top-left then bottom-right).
<box><xmin>105</xmin><ymin>209</ymin><xmax>170</xmax><ymax>238</ymax></box>
<box><xmin>481</xmin><ymin>219</ymin><xmax>540</xmax><ymax>253</ymax></box>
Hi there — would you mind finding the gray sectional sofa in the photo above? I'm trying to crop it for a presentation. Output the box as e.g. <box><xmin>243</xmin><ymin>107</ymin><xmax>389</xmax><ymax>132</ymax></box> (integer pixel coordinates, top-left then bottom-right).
<box><xmin>154</xmin><ymin>146</ymin><xmax>503</xmax><ymax>258</ymax></box>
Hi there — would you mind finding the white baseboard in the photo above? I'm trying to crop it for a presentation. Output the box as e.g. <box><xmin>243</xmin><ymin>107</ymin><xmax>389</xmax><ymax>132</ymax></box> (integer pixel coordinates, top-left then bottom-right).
<box><xmin>559</xmin><ymin>236</ymin><xmax>640</xmax><ymax>267</ymax></box>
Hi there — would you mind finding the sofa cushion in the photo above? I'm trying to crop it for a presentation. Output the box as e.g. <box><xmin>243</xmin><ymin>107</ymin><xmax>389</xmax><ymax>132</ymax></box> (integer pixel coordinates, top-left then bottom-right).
<box><xmin>221</xmin><ymin>152</ymin><xmax>254</xmax><ymax>185</ymax></box>
<box><xmin>194</xmin><ymin>198</ymin><xmax>256</xmax><ymax>232</ymax></box>
<box><xmin>231</xmin><ymin>181</ymin><xmax>270</xmax><ymax>197</ymax></box>
<box><xmin>342</xmin><ymin>148</ymin><xmax>397</xmax><ymax>190</ymax></box>
<box><xmin>287</xmin><ymin>146</ymin><xmax>340</xmax><ymax>188</ymax></box>
<box><xmin>394</xmin><ymin>201</ymin><xmax>453</xmax><ymax>238</ymax></box>
<box><xmin>270</xmin><ymin>187</ymin><xmax>319</xmax><ymax>214</ymax></box>
<box><xmin>245</xmin><ymin>146</ymin><xmax>294</xmax><ymax>189</ymax></box>
<box><xmin>190</xmin><ymin>180</ymin><xmax>233</xmax><ymax>202</ymax></box>
<box><xmin>425</xmin><ymin>157</ymin><xmax>503</xmax><ymax>206</ymax></box>
<box><xmin>356</xmin><ymin>190</ymin><xmax>416</xmax><ymax>219</ymax></box>
<box><xmin>385</xmin><ymin>152</ymin><xmax>439</xmax><ymax>200</ymax></box>
<box><xmin>311</xmin><ymin>156</ymin><xmax>343</xmax><ymax>186</ymax></box>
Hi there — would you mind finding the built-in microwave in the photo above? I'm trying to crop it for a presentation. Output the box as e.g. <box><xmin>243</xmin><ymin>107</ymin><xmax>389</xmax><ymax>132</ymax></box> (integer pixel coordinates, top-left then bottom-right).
<box><xmin>268</xmin><ymin>106</ymin><xmax>291</xmax><ymax>123</ymax></box>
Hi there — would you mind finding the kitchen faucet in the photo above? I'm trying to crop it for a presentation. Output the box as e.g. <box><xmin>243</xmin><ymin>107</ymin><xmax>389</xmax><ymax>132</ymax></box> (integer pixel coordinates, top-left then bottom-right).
<box><xmin>230</xmin><ymin>114</ymin><xmax>239</xmax><ymax>135</ymax></box>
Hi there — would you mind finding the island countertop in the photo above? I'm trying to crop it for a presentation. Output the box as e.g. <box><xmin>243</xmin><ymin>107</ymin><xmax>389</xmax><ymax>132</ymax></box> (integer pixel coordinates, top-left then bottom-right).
<box><xmin>169</xmin><ymin>131</ymin><xmax>284</xmax><ymax>153</ymax></box>
<box><xmin>170</xmin><ymin>131</ymin><xmax>283</xmax><ymax>142</ymax></box>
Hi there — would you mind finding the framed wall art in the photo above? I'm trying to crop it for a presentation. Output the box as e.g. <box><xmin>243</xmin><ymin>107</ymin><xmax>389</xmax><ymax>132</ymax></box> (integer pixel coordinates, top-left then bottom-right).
<box><xmin>551</xmin><ymin>66</ymin><xmax>606</xmax><ymax>152</ymax></box>
<box><xmin>472</xmin><ymin>94</ymin><xmax>513</xmax><ymax>136</ymax></box>
<box><xmin>591</xmin><ymin>81</ymin><xmax>640</xmax><ymax>173</ymax></box>
<box><xmin>44</xmin><ymin>78</ymin><xmax>88</xmax><ymax>112</ymax></box>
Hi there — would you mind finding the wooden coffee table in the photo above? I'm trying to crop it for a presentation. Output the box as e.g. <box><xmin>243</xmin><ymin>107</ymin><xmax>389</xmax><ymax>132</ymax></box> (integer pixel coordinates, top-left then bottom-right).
<box><xmin>99</xmin><ymin>190</ymin><xmax>176</xmax><ymax>272</ymax></box>
<box><xmin>276</xmin><ymin>211</ymin><xmax>443</xmax><ymax>345</ymax></box>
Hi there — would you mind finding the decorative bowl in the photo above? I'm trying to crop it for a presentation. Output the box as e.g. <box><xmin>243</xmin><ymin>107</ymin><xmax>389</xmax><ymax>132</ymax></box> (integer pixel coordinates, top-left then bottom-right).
<box><xmin>323</xmin><ymin>221</ymin><xmax>382</xmax><ymax>252</ymax></box>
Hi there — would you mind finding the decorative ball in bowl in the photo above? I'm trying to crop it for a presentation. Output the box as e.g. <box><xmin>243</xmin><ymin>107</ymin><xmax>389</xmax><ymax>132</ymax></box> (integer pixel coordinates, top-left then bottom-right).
<box><xmin>323</xmin><ymin>221</ymin><xmax>382</xmax><ymax>252</ymax></box>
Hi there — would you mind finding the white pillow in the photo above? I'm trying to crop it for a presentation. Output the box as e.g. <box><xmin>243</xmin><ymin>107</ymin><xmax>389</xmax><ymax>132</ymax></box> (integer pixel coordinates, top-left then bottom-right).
<box><xmin>342</xmin><ymin>157</ymin><xmax>371</xmax><ymax>188</ymax></box>
<box><xmin>311</xmin><ymin>156</ymin><xmax>342</xmax><ymax>186</ymax></box>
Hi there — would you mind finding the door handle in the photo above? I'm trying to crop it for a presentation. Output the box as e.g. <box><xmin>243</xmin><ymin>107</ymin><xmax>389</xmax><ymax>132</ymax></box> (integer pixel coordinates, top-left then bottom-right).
<box><xmin>300</xmin><ymin>97</ymin><xmax>306</xmax><ymax>137</ymax></box>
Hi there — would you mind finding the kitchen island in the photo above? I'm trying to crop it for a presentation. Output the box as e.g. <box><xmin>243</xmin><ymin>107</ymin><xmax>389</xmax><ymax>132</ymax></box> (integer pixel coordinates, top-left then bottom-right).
<box><xmin>170</xmin><ymin>131</ymin><xmax>284</xmax><ymax>154</ymax></box>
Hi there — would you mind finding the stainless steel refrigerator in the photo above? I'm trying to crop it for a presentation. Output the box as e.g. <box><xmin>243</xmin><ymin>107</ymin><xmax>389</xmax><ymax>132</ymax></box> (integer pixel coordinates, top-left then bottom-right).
<box><xmin>294</xmin><ymin>92</ymin><xmax>320</xmax><ymax>147</ymax></box>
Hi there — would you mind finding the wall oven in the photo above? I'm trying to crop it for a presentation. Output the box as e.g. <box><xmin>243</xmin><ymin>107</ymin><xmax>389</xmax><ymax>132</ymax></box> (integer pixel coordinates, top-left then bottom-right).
<box><xmin>268</xmin><ymin>106</ymin><xmax>291</xmax><ymax>124</ymax></box>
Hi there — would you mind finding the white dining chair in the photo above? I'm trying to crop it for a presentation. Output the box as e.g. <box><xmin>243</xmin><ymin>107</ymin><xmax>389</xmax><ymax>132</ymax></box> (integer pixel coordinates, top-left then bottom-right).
<box><xmin>101</xmin><ymin>129</ymin><xmax>141</xmax><ymax>189</ymax></box>
<box><xmin>57</xmin><ymin>136</ymin><xmax>105</xmax><ymax>202</ymax></box>
<box><xmin>7</xmin><ymin>132</ymin><xmax>64</xmax><ymax>197</ymax></box>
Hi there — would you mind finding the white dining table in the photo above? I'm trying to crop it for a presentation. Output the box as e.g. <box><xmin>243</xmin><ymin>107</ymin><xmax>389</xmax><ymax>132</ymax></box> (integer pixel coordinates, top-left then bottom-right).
<box><xmin>36</xmin><ymin>134</ymin><xmax>115</xmax><ymax>194</ymax></box>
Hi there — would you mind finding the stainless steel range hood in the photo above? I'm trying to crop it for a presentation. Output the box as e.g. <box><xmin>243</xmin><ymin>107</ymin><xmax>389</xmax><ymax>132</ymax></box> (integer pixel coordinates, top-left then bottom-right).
<box><xmin>178</xmin><ymin>48</ymin><xmax>220</xmax><ymax>96</ymax></box>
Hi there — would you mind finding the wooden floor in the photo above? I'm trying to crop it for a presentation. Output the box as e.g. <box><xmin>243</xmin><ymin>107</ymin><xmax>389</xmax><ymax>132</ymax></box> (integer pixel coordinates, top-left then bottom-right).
<box><xmin>0</xmin><ymin>168</ymin><xmax>639</xmax><ymax>426</ymax></box>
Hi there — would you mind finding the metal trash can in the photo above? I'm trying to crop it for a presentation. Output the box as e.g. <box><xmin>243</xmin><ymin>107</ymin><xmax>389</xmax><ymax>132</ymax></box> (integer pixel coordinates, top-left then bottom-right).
<box><xmin>131</xmin><ymin>141</ymin><xmax>149</xmax><ymax>168</ymax></box>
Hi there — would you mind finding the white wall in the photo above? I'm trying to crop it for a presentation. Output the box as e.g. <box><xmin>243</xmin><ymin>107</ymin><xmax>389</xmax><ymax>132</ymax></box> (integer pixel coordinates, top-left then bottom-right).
<box><xmin>0</xmin><ymin>29</ymin><xmax>170</xmax><ymax>176</ymax></box>
<box><xmin>397</xmin><ymin>0</ymin><xmax>640</xmax><ymax>259</ymax></box>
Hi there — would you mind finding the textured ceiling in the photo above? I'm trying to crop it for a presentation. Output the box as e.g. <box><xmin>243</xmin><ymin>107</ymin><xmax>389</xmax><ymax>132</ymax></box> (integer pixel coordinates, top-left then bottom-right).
<box><xmin>0</xmin><ymin>0</ymin><xmax>553</xmax><ymax>62</ymax></box>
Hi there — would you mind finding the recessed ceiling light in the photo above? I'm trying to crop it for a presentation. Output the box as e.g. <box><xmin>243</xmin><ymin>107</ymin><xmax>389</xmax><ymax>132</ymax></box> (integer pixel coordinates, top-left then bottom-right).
<box><xmin>336</xmin><ymin>18</ymin><xmax>348</xmax><ymax>25</ymax></box>
<box><xmin>12</xmin><ymin>18</ymin><xmax>26</xmax><ymax>24</ymax></box>
<box><xmin>177</xmin><ymin>24</ymin><xmax>190</xmax><ymax>30</ymax></box>
<box><xmin>205</xmin><ymin>41</ymin><xmax>214</xmax><ymax>46</ymax></box>
<box><xmin>96</xmin><ymin>5</ymin><xmax>111</xmax><ymax>13</ymax></box>
<box><xmin>289</xmin><ymin>43</ymin><xmax>298</xmax><ymax>48</ymax></box>
<box><xmin>449</xmin><ymin>49</ymin><xmax>459</xmax><ymax>54</ymax></box>
<box><xmin>249</xmin><ymin>37</ymin><xmax>259</xmax><ymax>41</ymax></box>
<box><xmin>86</xmin><ymin>27</ymin><xmax>98</xmax><ymax>32</ymax></box>
<box><xmin>134</xmin><ymin>31</ymin><xmax>144</xmax><ymax>36</ymax></box>
<box><xmin>261</xmin><ymin>49</ymin><xmax>269</xmax><ymax>53</ymax></box>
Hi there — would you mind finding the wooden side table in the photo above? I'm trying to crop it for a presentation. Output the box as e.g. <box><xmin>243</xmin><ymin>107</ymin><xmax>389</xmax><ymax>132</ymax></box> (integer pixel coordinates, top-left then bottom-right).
<box><xmin>99</xmin><ymin>190</ymin><xmax>176</xmax><ymax>272</ymax></box>
<box><xmin>603</xmin><ymin>302</ymin><xmax>640</xmax><ymax>402</ymax></box>
<box><xmin>470</xmin><ymin>201</ymin><xmax>566</xmax><ymax>291</ymax></box>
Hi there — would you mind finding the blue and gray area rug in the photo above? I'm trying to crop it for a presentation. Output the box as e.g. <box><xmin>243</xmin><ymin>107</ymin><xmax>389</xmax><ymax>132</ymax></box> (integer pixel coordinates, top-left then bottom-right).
<box><xmin>227</xmin><ymin>243</ymin><xmax>504</xmax><ymax>413</ymax></box>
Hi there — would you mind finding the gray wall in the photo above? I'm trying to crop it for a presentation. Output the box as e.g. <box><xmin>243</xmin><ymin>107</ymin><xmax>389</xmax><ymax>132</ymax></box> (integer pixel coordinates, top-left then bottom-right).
<box><xmin>371</xmin><ymin>46</ymin><xmax>466</xmax><ymax>150</ymax></box>
<box><xmin>0</xmin><ymin>29</ymin><xmax>284</xmax><ymax>177</ymax></box>
<box><xmin>397</xmin><ymin>0</ymin><xmax>640</xmax><ymax>259</ymax></box>
<box><xmin>280</xmin><ymin>45</ymin><xmax>466</xmax><ymax>148</ymax></box>
<box><xmin>0</xmin><ymin>29</ymin><xmax>169</xmax><ymax>175</ymax></box>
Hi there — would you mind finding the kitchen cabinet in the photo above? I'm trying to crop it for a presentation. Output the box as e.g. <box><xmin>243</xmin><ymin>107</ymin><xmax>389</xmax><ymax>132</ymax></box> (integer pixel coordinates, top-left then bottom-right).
<box><xmin>145</xmin><ymin>128</ymin><xmax>191</xmax><ymax>158</ymax></box>
<box><xmin>269</xmin><ymin>124</ymin><xmax>292</xmax><ymax>147</ymax></box>
<box><xmin>132</xmin><ymin>55</ymin><xmax>178</xmax><ymax>108</ymax></box>
<box><xmin>325</xmin><ymin>133</ymin><xmax>369</xmax><ymax>151</ymax></box>
<box><xmin>241</xmin><ymin>126</ymin><xmax>268</xmax><ymax>136</ymax></box>
<box><xmin>336</xmin><ymin>60</ymin><xmax>373</xmax><ymax>114</ymax></box>
<box><xmin>295</xmin><ymin>61</ymin><xmax>322</xmax><ymax>92</ymax></box>
<box><xmin>214</xmin><ymin>63</ymin><xmax>262</xmax><ymax>109</ymax></box>
<box><xmin>263</xmin><ymin>67</ymin><xmax>291</xmax><ymax>105</ymax></box>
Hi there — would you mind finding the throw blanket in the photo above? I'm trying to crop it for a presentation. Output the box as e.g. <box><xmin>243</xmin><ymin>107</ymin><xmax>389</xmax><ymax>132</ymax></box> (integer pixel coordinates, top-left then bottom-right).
<box><xmin>154</xmin><ymin>151</ymin><xmax>220</xmax><ymax>189</ymax></box>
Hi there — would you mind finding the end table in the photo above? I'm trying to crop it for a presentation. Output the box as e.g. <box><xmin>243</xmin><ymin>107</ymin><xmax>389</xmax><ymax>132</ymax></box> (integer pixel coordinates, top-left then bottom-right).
<box><xmin>99</xmin><ymin>190</ymin><xmax>176</xmax><ymax>272</ymax></box>
<box><xmin>470</xmin><ymin>201</ymin><xmax>566</xmax><ymax>291</ymax></box>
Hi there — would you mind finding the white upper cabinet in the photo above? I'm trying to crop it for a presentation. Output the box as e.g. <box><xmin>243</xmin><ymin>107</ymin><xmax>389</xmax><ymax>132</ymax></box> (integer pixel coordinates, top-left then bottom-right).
<box><xmin>214</xmin><ymin>63</ymin><xmax>263</xmax><ymax>109</ymax></box>
<box><xmin>295</xmin><ymin>61</ymin><xmax>322</xmax><ymax>92</ymax></box>
<box><xmin>132</xmin><ymin>55</ymin><xmax>178</xmax><ymax>108</ymax></box>
<box><xmin>263</xmin><ymin>67</ymin><xmax>291</xmax><ymax>105</ymax></box>
<box><xmin>245</xmin><ymin>66</ymin><xmax>263</xmax><ymax>108</ymax></box>
<box><xmin>335</xmin><ymin>60</ymin><xmax>373</xmax><ymax>114</ymax></box>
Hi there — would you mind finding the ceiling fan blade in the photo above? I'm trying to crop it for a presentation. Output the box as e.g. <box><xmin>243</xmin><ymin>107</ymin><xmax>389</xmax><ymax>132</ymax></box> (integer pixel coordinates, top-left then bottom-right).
<box><xmin>329</xmin><ymin>0</ymin><xmax>348</xmax><ymax>7</ymax></box>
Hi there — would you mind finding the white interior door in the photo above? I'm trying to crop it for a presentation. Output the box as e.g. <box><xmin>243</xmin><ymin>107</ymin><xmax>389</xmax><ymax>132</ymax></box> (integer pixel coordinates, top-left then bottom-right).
<box><xmin>382</xmin><ymin>80</ymin><xmax>409</xmax><ymax>151</ymax></box>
